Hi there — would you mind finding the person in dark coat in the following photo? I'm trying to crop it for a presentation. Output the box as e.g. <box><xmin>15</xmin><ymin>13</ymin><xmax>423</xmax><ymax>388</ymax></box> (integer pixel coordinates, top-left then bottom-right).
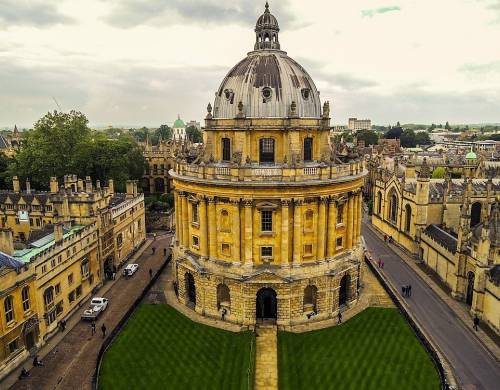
<box><xmin>149</xmin><ymin>268</ymin><xmax>153</xmax><ymax>279</ymax></box>
<box><xmin>408</xmin><ymin>285</ymin><xmax>412</xmax><ymax>297</ymax></box>
<box><xmin>402</xmin><ymin>286</ymin><xmax>406</xmax><ymax>297</ymax></box>
<box><xmin>33</xmin><ymin>355</ymin><xmax>43</xmax><ymax>367</ymax></box>
<box><xmin>337</xmin><ymin>311</ymin><xmax>342</xmax><ymax>324</ymax></box>
<box><xmin>101</xmin><ymin>323</ymin><xmax>107</xmax><ymax>338</ymax></box>
<box><xmin>163</xmin><ymin>248</ymin><xmax>167</xmax><ymax>256</ymax></box>
<box><xmin>152</xmin><ymin>247</ymin><xmax>156</xmax><ymax>255</ymax></box>
<box><xmin>473</xmin><ymin>315</ymin><xmax>480</xmax><ymax>331</ymax></box>
<box><xmin>19</xmin><ymin>367</ymin><xmax>30</xmax><ymax>379</ymax></box>
<box><xmin>91</xmin><ymin>320</ymin><xmax>96</xmax><ymax>335</ymax></box>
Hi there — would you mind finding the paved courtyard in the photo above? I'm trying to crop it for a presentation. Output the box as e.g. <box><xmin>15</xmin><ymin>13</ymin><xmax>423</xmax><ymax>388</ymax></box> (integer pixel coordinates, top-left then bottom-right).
<box><xmin>363</xmin><ymin>222</ymin><xmax>500</xmax><ymax>390</ymax></box>
<box><xmin>6</xmin><ymin>235</ymin><xmax>172</xmax><ymax>390</ymax></box>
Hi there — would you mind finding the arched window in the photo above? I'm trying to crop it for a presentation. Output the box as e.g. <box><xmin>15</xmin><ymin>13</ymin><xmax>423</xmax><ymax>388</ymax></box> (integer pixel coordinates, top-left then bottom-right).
<box><xmin>304</xmin><ymin>209</ymin><xmax>313</xmax><ymax>231</ymax></box>
<box><xmin>185</xmin><ymin>272</ymin><xmax>196</xmax><ymax>306</ymax></box>
<box><xmin>217</xmin><ymin>284</ymin><xmax>231</xmax><ymax>310</ymax></box>
<box><xmin>22</xmin><ymin>286</ymin><xmax>30</xmax><ymax>312</ymax></box>
<box><xmin>405</xmin><ymin>204</ymin><xmax>412</xmax><ymax>233</ymax></box>
<box><xmin>259</xmin><ymin>138</ymin><xmax>275</xmax><ymax>164</ymax></box>
<box><xmin>377</xmin><ymin>191</ymin><xmax>382</xmax><ymax>215</ymax></box>
<box><xmin>264</xmin><ymin>33</ymin><xmax>270</xmax><ymax>42</ymax></box>
<box><xmin>303</xmin><ymin>285</ymin><xmax>318</xmax><ymax>313</ymax></box>
<box><xmin>44</xmin><ymin>286</ymin><xmax>54</xmax><ymax>310</ymax></box>
<box><xmin>4</xmin><ymin>296</ymin><xmax>14</xmax><ymax>323</ymax></box>
<box><xmin>389</xmin><ymin>191</ymin><xmax>398</xmax><ymax>223</ymax></box>
<box><xmin>470</xmin><ymin>202</ymin><xmax>481</xmax><ymax>227</ymax></box>
<box><xmin>221</xmin><ymin>210</ymin><xmax>231</xmax><ymax>231</ymax></box>
<box><xmin>303</xmin><ymin>137</ymin><xmax>313</xmax><ymax>162</ymax></box>
<box><xmin>154</xmin><ymin>178</ymin><xmax>165</xmax><ymax>193</ymax></box>
<box><xmin>339</xmin><ymin>274</ymin><xmax>350</xmax><ymax>307</ymax></box>
<box><xmin>222</xmin><ymin>138</ymin><xmax>231</xmax><ymax>162</ymax></box>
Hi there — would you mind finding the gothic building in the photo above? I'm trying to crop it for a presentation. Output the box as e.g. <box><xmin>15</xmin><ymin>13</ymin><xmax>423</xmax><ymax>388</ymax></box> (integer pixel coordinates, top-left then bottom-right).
<box><xmin>171</xmin><ymin>4</ymin><xmax>365</xmax><ymax>327</ymax></box>
<box><xmin>372</xmin><ymin>159</ymin><xmax>499</xmax><ymax>334</ymax></box>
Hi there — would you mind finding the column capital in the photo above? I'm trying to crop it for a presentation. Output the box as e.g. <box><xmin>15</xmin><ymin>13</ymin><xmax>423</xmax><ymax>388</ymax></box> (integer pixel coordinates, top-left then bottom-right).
<box><xmin>293</xmin><ymin>199</ymin><xmax>303</xmax><ymax>206</ymax></box>
<box><xmin>196</xmin><ymin>194</ymin><xmax>206</xmax><ymax>202</ymax></box>
<box><xmin>319</xmin><ymin>196</ymin><xmax>329</xmax><ymax>204</ymax></box>
<box><xmin>243</xmin><ymin>199</ymin><xmax>253</xmax><ymax>207</ymax></box>
<box><xmin>206</xmin><ymin>196</ymin><xmax>216</xmax><ymax>204</ymax></box>
<box><xmin>229</xmin><ymin>197</ymin><xmax>241</xmax><ymax>205</ymax></box>
<box><xmin>329</xmin><ymin>196</ymin><xmax>339</xmax><ymax>204</ymax></box>
<box><xmin>281</xmin><ymin>199</ymin><xmax>292</xmax><ymax>207</ymax></box>
<box><xmin>178</xmin><ymin>191</ymin><xmax>187</xmax><ymax>198</ymax></box>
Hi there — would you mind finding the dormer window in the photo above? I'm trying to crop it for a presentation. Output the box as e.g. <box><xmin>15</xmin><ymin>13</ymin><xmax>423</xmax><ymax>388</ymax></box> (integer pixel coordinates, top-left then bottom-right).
<box><xmin>262</xmin><ymin>87</ymin><xmax>272</xmax><ymax>102</ymax></box>
<box><xmin>301</xmin><ymin>88</ymin><xmax>310</xmax><ymax>100</ymax></box>
<box><xmin>259</xmin><ymin>138</ymin><xmax>275</xmax><ymax>164</ymax></box>
<box><xmin>222</xmin><ymin>138</ymin><xmax>231</xmax><ymax>162</ymax></box>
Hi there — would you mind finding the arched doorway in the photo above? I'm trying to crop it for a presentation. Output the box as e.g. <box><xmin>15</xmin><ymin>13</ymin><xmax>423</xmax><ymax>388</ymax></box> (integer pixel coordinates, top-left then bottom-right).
<box><xmin>339</xmin><ymin>275</ymin><xmax>350</xmax><ymax>307</ymax></box>
<box><xmin>256</xmin><ymin>288</ymin><xmax>277</xmax><ymax>322</ymax></box>
<box><xmin>217</xmin><ymin>283</ymin><xmax>231</xmax><ymax>310</ymax></box>
<box><xmin>185</xmin><ymin>272</ymin><xmax>196</xmax><ymax>307</ymax></box>
<box><xmin>303</xmin><ymin>285</ymin><xmax>317</xmax><ymax>313</ymax></box>
<box><xmin>466</xmin><ymin>271</ymin><xmax>475</xmax><ymax>306</ymax></box>
<box><xmin>154</xmin><ymin>177</ymin><xmax>165</xmax><ymax>193</ymax></box>
<box><xmin>470</xmin><ymin>202</ymin><xmax>481</xmax><ymax>227</ymax></box>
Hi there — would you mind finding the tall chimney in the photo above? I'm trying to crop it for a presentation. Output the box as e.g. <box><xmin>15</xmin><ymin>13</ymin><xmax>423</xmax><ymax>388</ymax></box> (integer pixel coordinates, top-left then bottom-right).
<box><xmin>13</xmin><ymin>176</ymin><xmax>20</xmax><ymax>193</ymax></box>
<box><xmin>85</xmin><ymin>176</ymin><xmax>93</xmax><ymax>193</ymax></box>
<box><xmin>77</xmin><ymin>179</ymin><xmax>84</xmax><ymax>192</ymax></box>
<box><xmin>96</xmin><ymin>180</ymin><xmax>101</xmax><ymax>190</ymax></box>
<box><xmin>0</xmin><ymin>228</ymin><xmax>14</xmax><ymax>256</ymax></box>
<box><xmin>54</xmin><ymin>222</ymin><xmax>64</xmax><ymax>243</ymax></box>
<box><xmin>133</xmin><ymin>181</ymin><xmax>138</xmax><ymax>197</ymax></box>
<box><xmin>108</xmin><ymin>179</ymin><xmax>114</xmax><ymax>195</ymax></box>
<box><xmin>50</xmin><ymin>177</ymin><xmax>58</xmax><ymax>193</ymax></box>
<box><xmin>126</xmin><ymin>180</ymin><xmax>134</xmax><ymax>199</ymax></box>
<box><xmin>26</xmin><ymin>179</ymin><xmax>31</xmax><ymax>194</ymax></box>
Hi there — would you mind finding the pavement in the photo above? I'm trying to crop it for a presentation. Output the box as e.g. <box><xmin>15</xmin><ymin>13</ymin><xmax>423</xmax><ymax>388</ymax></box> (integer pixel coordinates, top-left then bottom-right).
<box><xmin>6</xmin><ymin>234</ymin><xmax>172</xmax><ymax>390</ymax></box>
<box><xmin>255</xmin><ymin>325</ymin><xmax>278</xmax><ymax>390</ymax></box>
<box><xmin>362</xmin><ymin>221</ymin><xmax>500</xmax><ymax>390</ymax></box>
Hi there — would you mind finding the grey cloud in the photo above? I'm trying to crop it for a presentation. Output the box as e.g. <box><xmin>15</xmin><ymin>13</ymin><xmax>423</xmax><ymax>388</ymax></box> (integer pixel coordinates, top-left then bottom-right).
<box><xmin>477</xmin><ymin>0</ymin><xmax>500</xmax><ymax>21</ymax></box>
<box><xmin>459</xmin><ymin>61</ymin><xmax>500</xmax><ymax>74</ymax></box>
<box><xmin>103</xmin><ymin>0</ymin><xmax>295</xmax><ymax>28</ymax></box>
<box><xmin>361</xmin><ymin>6</ymin><xmax>401</xmax><ymax>18</ymax></box>
<box><xmin>0</xmin><ymin>0</ymin><xmax>74</xmax><ymax>28</ymax></box>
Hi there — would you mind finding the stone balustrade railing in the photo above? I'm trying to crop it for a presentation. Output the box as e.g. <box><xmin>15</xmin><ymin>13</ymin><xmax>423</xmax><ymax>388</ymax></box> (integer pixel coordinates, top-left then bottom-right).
<box><xmin>173</xmin><ymin>160</ymin><xmax>365</xmax><ymax>183</ymax></box>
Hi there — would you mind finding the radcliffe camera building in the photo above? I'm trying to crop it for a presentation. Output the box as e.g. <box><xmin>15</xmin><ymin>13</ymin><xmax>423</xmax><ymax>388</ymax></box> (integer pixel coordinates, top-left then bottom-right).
<box><xmin>171</xmin><ymin>4</ymin><xmax>365</xmax><ymax>326</ymax></box>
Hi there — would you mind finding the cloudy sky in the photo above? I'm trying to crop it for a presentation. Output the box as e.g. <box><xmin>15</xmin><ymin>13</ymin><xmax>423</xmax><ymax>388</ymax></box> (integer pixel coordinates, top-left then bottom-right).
<box><xmin>1</xmin><ymin>0</ymin><xmax>500</xmax><ymax>128</ymax></box>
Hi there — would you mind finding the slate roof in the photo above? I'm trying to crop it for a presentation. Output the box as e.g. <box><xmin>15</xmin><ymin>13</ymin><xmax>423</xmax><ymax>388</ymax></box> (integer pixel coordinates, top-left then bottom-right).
<box><xmin>488</xmin><ymin>265</ymin><xmax>500</xmax><ymax>284</ymax></box>
<box><xmin>424</xmin><ymin>224</ymin><xmax>458</xmax><ymax>253</ymax></box>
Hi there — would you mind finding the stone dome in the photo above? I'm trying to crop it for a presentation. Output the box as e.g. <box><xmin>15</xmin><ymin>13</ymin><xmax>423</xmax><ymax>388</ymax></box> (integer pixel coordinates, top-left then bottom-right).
<box><xmin>212</xmin><ymin>3</ymin><xmax>322</xmax><ymax>119</ymax></box>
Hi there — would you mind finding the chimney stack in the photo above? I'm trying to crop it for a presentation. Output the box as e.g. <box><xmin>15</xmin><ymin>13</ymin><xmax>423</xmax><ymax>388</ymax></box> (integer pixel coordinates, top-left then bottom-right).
<box><xmin>85</xmin><ymin>176</ymin><xmax>93</xmax><ymax>193</ymax></box>
<box><xmin>126</xmin><ymin>180</ymin><xmax>134</xmax><ymax>199</ymax></box>
<box><xmin>13</xmin><ymin>176</ymin><xmax>20</xmax><ymax>193</ymax></box>
<box><xmin>54</xmin><ymin>222</ymin><xmax>64</xmax><ymax>243</ymax></box>
<box><xmin>0</xmin><ymin>228</ymin><xmax>14</xmax><ymax>256</ymax></box>
<box><xmin>26</xmin><ymin>179</ymin><xmax>31</xmax><ymax>194</ymax></box>
<box><xmin>77</xmin><ymin>179</ymin><xmax>84</xmax><ymax>192</ymax></box>
<box><xmin>50</xmin><ymin>177</ymin><xmax>58</xmax><ymax>193</ymax></box>
<box><xmin>108</xmin><ymin>179</ymin><xmax>114</xmax><ymax>195</ymax></box>
<box><xmin>96</xmin><ymin>180</ymin><xmax>101</xmax><ymax>190</ymax></box>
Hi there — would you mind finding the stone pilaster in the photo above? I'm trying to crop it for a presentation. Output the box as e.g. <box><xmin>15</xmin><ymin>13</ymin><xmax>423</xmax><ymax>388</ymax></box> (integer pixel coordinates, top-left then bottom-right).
<box><xmin>207</xmin><ymin>196</ymin><xmax>217</xmax><ymax>259</ymax></box>
<box><xmin>281</xmin><ymin>199</ymin><xmax>291</xmax><ymax>265</ymax></box>
<box><xmin>346</xmin><ymin>193</ymin><xmax>354</xmax><ymax>249</ymax></box>
<box><xmin>199</xmin><ymin>196</ymin><xmax>208</xmax><ymax>258</ymax></box>
<box><xmin>327</xmin><ymin>197</ymin><xmax>336</xmax><ymax>257</ymax></box>
<box><xmin>175</xmin><ymin>191</ymin><xmax>182</xmax><ymax>245</ymax></box>
<box><xmin>243</xmin><ymin>199</ymin><xmax>253</xmax><ymax>265</ymax></box>
<box><xmin>317</xmin><ymin>196</ymin><xmax>327</xmax><ymax>260</ymax></box>
<box><xmin>181</xmin><ymin>192</ymin><xmax>189</xmax><ymax>248</ymax></box>
<box><xmin>352</xmin><ymin>192</ymin><xmax>359</xmax><ymax>246</ymax></box>
<box><xmin>231</xmin><ymin>198</ymin><xmax>241</xmax><ymax>263</ymax></box>
<box><xmin>293</xmin><ymin>199</ymin><xmax>303</xmax><ymax>265</ymax></box>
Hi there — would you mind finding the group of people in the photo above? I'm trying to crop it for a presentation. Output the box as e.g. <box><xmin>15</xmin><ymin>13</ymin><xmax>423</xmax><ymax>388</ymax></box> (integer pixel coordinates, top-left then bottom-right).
<box><xmin>91</xmin><ymin>320</ymin><xmax>107</xmax><ymax>338</ymax></box>
<box><xmin>383</xmin><ymin>234</ymin><xmax>394</xmax><ymax>244</ymax></box>
<box><xmin>402</xmin><ymin>285</ymin><xmax>412</xmax><ymax>297</ymax></box>
<box><xmin>19</xmin><ymin>355</ymin><xmax>43</xmax><ymax>380</ymax></box>
<box><xmin>377</xmin><ymin>258</ymin><xmax>385</xmax><ymax>268</ymax></box>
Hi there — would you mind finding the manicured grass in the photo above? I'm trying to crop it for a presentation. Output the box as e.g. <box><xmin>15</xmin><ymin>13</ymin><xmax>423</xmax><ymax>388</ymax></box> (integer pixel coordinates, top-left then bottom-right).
<box><xmin>99</xmin><ymin>304</ymin><xmax>255</xmax><ymax>390</ymax></box>
<box><xmin>278</xmin><ymin>308</ymin><xmax>440</xmax><ymax>390</ymax></box>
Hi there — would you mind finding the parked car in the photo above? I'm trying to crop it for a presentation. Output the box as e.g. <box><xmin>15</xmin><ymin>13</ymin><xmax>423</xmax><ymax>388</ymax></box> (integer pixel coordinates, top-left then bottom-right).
<box><xmin>81</xmin><ymin>297</ymin><xmax>108</xmax><ymax>320</ymax></box>
<box><xmin>123</xmin><ymin>263</ymin><xmax>139</xmax><ymax>276</ymax></box>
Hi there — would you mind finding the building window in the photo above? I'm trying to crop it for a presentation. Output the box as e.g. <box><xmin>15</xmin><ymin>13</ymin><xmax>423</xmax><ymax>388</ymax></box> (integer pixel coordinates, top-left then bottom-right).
<box><xmin>221</xmin><ymin>243</ymin><xmax>231</xmax><ymax>256</ymax></box>
<box><xmin>336</xmin><ymin>237</ymin><xmax>343</xmax><ymax>248</ymax></box>
<box><xmin>259</xmin><ymin>138</ymin><xmax>275</xmax><ymax>164</ymax></box>
<box><xmin>117</xmin><ymin>233</ymin><xmax>123</xmax><ymax>247</ymax></box>
<box><xmin>22</xmin><ymin>287</ymin><xmax>30</xmax><ymax>312</ymax></box>
<box><xmin>55</xmin><ymin>283</ymin><xmax>61</xmax><ymax>295</ymax></box>
<box><xmin>220</xmin><ymin>210</ymin><xmax>231</xmax><ymax>231</ymax></box>
<box><xmin>405</xmin><ymin>204</ymin><xmax>412</xmax><ymax>233</ymax></box>
<box><xmin>261</xmin><ymin>246</ymin><xmax>273</xmax><ymax>258</ymax></box>
<box><xmin>304</xmin><ymin>244</ymin><xmax>313</xmax><ymax>256</ymax></box>
<box><xmin>68</xmin><ymin>273</ymin><xmax>74</xmax><ymax>286</ymax></box>
<box><xmin>56</xmin><ymin>301</ymin><xmax>64</xmax><ymax>316</ymax></box>
<box><xmin>41</xmin><ymin>265</ymin><xmax>47</xmax><ymax>274</ymax></box>
<box><xmin>261</xmin><ymin>210</ymin><xmax>273</xmax><ymax>232</ymax></box>
<box><xmin>192</xmin><ymin>235</ymin><xmax>200</xmax><ymax>248</ymax></box>
<box><xmin>390</xmin><ymin>193</ymin><xmax>398</xmax><ymax>223</ymax></box>
<box><xmin>8</xmin><ymin>339</ymin><xmax>19</xmax><ymax>354</ymax></box>
<box><xmin>4</xmin><ymin>296</ymin><xmax>14</xmax><ymax>323</ymax></box>
<box><xmin>76</xmin><ymin>285</ymin><xmax>82</xmax><ymax>298</ymax></box>
<box><xmin>44</xmin><ymin>287</ymin><xmax>54</xmax><ymax>310</ymax></box>
<box><xmin>304</xmin><ymin>209</ymin><xmax>313</xmax><ymax>231</ymax></box>
<box><xmin>192</xmin><ymin>203</ymin><xmax>199</xmax><ymax>223</ymax></box>
<box><xmin>81</xmin><ymin>259</ymin><xmax>90</xmax><ymax>279</ymax></box>
<box><xmin>377</xmin><ymin>191</ymin><xmax>382</xmax><ymax>215</ymax></box>
<box><xmin>51</xmin><ymin>259</ymin><xmax>56</xmax><ymax>268</ymax></box>
<box><xmin>303</xmin><ymin>137</ymin><xmax>313</xmax><ymax>162</ymax></box>
<box><xmin>337</xmin><ymin>204</ymin><xmax>344</xmax><ymax>224</ymax></box>
<box><xmin>68</xmin><ymin>291</ymin><xmax>75</xmax><ymax>303</ymax></box>
<box><xmin>222</xmin><ymin>138</ymin><xmax>231</xmax><ymax>161</ymax></box>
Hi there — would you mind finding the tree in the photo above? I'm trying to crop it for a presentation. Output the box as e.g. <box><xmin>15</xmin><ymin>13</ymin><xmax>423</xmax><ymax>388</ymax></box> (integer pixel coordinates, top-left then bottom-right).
<box><xmin>396</xmin><ymin>121</ymin><xmax>401</xmax><ymax>127</ymax></box>
<box><xmin>186</xmin><ymin>126</ymin><xmax>203</xmax><ymax>143</ymax></box>
<box><xmin>445</xmin><ymin>121</ymin><xmax>451</xmax><ymax>130</ymax></box>
<box><xmin>400</xmin><ymin>129</ymin><xmax>416</xmax><ymax>148</ymax></box>
<box><xmin>415</xmin><ymin>132</ymin><xmax>431</xmax><ymax>145</ymax></box>
<box><xmin>384</xmin><ymin>126</ymin><xmax>403</xmax><ymax>139</ymax></box>
<box><xmin>10</xmin><ymin>110</ymin><xmax>145</xmax><ymax>192</ymax></box>
<box><xmin>356</xmin><ymin>130</ymin><xmax>378</xmax><ymax>146</ymax></box>
<box><xmin>431</xmin><ymin>167</ymin><xmax>446</xmax><ymax>179</ymax></box>
<box><xmin>0</xmin><ymin>153</ymin><xmax>12</xmax><ymax>190</ymax></box>
<box><xmin>156</xmin><ymin>125</ymin><xmax>172</xmax><ymax>141</ymax></box>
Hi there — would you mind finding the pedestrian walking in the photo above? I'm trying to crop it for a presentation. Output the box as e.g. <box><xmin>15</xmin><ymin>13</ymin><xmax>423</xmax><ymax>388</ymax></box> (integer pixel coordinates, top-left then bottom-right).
<box><xmin>149</xmin><ymin>268</ymin><xmax>153</xmax><ymax>279</ymax></box>
<box><xmin>402</xmin><ymin>286</ymin><xmax>405</xmax><ymax>296</ymax></box>
<box><xmin>408</xmin><ymin>284</ymin><xmax>412</xmax><ymax>297</ymax></box>
<box><xmin>152</xmin><ymin>247</ymin><xmax>156</xmax><ymax>255</ymax></box>
<box><xmin>221</xmin><ymin>308</ymin><xmax>227</xmax><ymax>321</ymax></box>
<box><xmin>91</xmin><ymin>320</ymin><xmax>96</xmax><ymax>336</ymax></box>
<box><xmin>384</xmin><ymin>234</ymin><xmax>388</xmax><ymax>243</ymax></box>
<box><xmin>101</xmin><ymin>323</ymin><xmax>107</xmax><ymax>338</ymax></box>
<box><xmin>337</xmin><ymin>311</ymin><xmax>342</xmax><ymax>324</ymax></box>
<box><xmin>380</xmin><ymin>260</ymin><xmax>384</xmax><ymax>269</ymax></box>
<box><xmin>33</xmin><ymin>355</ymin><xmax>43</xmax><ymax>367</ymax></box>
<box><xmin>473</xmin><ymin>315</ymin><xmax>479</xmax><ymax>331</ymax></box>
<box><xmin>377</xmin><ymin>259</ymin><xmax>381</xmax><ymax>268</ymax></box>
<box><xmin>163</xmin><ymin>248</ymin><xmax>167</xmax><ymax>256</ymax></box>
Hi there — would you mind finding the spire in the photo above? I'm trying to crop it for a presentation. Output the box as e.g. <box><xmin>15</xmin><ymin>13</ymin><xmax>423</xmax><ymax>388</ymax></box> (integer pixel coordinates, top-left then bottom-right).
<box><xmin>13</xmin><ymin>125</ymin><xmax>18</xmax><ymax>134</ymax></box>
<box><xmin>255</xmin><ymin>2</ymin><xmax>280</xmax><ymax>50</ymax></box>
<box><xmin>265</xmin><ymin>1</ymin><xmax>270</xmax><ymax>12</ymax></box>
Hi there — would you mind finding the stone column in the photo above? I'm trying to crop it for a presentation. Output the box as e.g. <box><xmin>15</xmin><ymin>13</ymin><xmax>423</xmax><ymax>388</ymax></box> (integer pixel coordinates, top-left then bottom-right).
<box><xmin>207</xmin><ymin>197</ymin><xmax>217</xmax><ymax>259</ymax></box>
<box><xmin>352</xmin><ymin>192</ymin><xmax>359</xmax><ymax>246</ymax></box>
<box><xmin>199</xmin><ymin>196</ymin><xmax>208</xmax><ymax>258</ymax></box>
<box><xmin>231</xmin><ymin>198</ymin><xmax>241</xmax><ymax>263</ymax></box>
<box><xmin>357</xmin><ymin>192</ymin><xmax>363</xmax><ymax>243</ymax></box>
<box><xmin>293</xmin><ymin>199</ymin><xmax>303</xmax><ymax>265</ymax></box>
<box><xmin>181</xmin><ymin>192</ymin><xmax>189</xmax><ymax>248</ymax></box>
<box><xmin>317</xmin><ymin>197</ymin><xmax>327</xmax><ymax>260</ymax></box>
<box><xmin>346</xmin><ymin>193</ymin><xmax>354</xmax><ymax>249</ymax></box>
<box><xmin>281</xmin><ymin>199</ymin><xmax>291</xmax><ymax>265</ymax></box>
<box><xmin>175</xmin><ymin>191</ymin><xmax>182</xmax><ymax>245</ymax></box>
<box><xmin>327</xmin><ymin>198</ymin><xmax>336</xmax><ymax>257</ymax></box>
<box><xmin>243</xmin><ymin>200</ymin><xmax>253</xmax><ymax>265</ymax></box>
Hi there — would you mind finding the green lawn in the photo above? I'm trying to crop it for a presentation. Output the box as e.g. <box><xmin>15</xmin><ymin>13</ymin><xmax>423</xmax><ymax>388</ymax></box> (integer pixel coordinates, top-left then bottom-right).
<box><xmin>278</xmin><ymin>308</ymin><xmax>440</xmax><ymax>390</ymax></box>
<box><xmin>99</xmin><ymin>304</ymin><xmax>255</xmax><ymax>390</ymax></box>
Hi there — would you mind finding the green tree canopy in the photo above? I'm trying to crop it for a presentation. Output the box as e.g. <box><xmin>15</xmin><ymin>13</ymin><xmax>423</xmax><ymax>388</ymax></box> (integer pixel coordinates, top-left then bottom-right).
<box><xmin>10</xmin><ymin>110</ymin><xmax>145</xmax><ymax>192</ymax></box>
<box><xmin>156</xmin><ymin>125</ymin><xmax>172</xmax><ymax>141</ymax></box>
<box><xmin>356</xmin><ymin>130</ymin><xmax>378</xmax><ymax>146</ymax></box>
<box><xmin>400</xmin><ymin>129</ymin><xmax>417</xmax><ymax>148</ymax></box>
<box><xmin>384</xmin><ymin>126</ymin><xmax>403</xmax><ymax>139</ymax></box>
<box><xmin>186</xmin><ymin>126</ymin><xmax>203</xmax><ymax>143</ymax></box>
<box><xmin>431</xmin><ymin>167</ymin><xmax>446</xmax><ymax>179</ymax></box>
<box><xmin>415</xmin><ymin>132</ymin><xmax>431</xmax><ymax>145</ymax></box>
<box><xmin>0</xmin><ymin>154</ymin><xmax>12</xmax><ymax>190</ymax></box>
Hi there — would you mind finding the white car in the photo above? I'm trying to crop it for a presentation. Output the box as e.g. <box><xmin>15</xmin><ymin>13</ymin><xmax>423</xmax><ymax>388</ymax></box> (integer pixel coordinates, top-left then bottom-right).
<box><xmin>81</xmin><ymin>297</ymin><xmax>108</xmax><ymax>320</ymax></box>
<box><xmin>123</xmin><ymin>263</ymin><xmax>139</xmax><ymax>276</ymax></box>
